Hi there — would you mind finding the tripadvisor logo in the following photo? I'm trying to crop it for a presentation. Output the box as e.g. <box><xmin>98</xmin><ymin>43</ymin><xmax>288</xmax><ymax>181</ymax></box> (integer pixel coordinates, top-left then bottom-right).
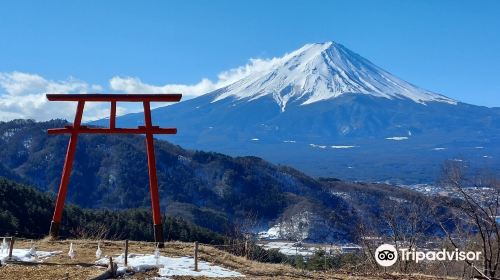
<box><xmin>375</xmin><ymin>244</ymin><xmax>398</xmax><ymax>267</ymax></box>
<box><xmin>374</xmin><ymin>244</ymin><xmax>482</xmax><ymax>267</ymax></box>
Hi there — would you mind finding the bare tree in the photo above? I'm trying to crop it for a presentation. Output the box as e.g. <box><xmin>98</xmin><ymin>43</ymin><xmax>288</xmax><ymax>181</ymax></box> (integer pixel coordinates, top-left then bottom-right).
<box><xmin>380</xmin><ymin>196</ymin><xmax>434</xmax><ymax>274</ymax></box>
<box><xmin>228</xmin><ymin>211</ymin><xmax>259</xmax><ymax>257</ymax></box>
<box><xmin>352</xmin><ymin>194</ymin><xmax>436</xmax><ymax>275</ymax></box>
<box><xmin>439</xmin><ymin>161</ymin><xmax>500</xmax><ymax>279</ymax></box>
<box><xmin>355</xmin><ymin>222</ymin><xmax>380</xmax><ymax>273</ymax></box>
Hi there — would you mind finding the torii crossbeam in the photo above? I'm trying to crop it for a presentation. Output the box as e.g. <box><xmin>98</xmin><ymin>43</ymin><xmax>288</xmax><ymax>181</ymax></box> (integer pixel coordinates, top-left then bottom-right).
<box><xmin>46</xmin><ymin>93</ymin><xmax>182</xmax><ymax>246</ymax></box>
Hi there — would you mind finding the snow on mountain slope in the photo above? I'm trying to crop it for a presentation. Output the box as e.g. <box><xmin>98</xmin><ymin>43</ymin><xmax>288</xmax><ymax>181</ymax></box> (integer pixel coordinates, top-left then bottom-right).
<box><xmin>213</xmin><ymin>42</ymin><xmax>456</xmax><ymax>111</ymax></box>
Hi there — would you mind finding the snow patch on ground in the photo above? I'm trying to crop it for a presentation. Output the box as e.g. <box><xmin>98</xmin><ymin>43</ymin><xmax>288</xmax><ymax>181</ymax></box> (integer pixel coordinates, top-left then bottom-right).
<box><xmin>385</xmin><ymin>136</ymin><xmax>408</xmax><ymax>141</ymax></box>
<box><xmin>388</xmin><ymin>196</ymin><xmax>408</xmax><ymax>203</ymax></box>
<box><xmin>259</xmin><ymin>241</ymin><xmax>315</xmax><ymax>256</ymax></box>
<box><xmin>258</xmin><ymin>241</ymin><xmax>363</xmax><ymax>257</ymax></box>
<box><xmin>96</xmin><ymin>254</ymin><xmax>243</xmax><ymax>278</ymax></box>
<box><xmin>0</xmin><ymin>248</ymin><xmax>61</xmax><ymax>263</ymax></box>
<box><xmin>258</xmin><ymin>225</ymin><xmax>281</xmax><ymax>240</ymax></box>
<box><xmin>309</xmin><ymin>144</ymin><xmax>327</xmax><ymax>149</ymax></box>
<box><xmin>331</xmin><ymin>191</ymin><xmax>351</xmax><ymax>200</ymax></box>
<box><xmin>258</xmin><ymin>211</ymin><xmax>314</xmax><ymax>242</ymax></box>
<box><xmin>23</xmin><ymin>138</ymin><xmax>32</xmax><ymax>149</ymax></box>
<box><xmin>310</xmin><ymin>144</ymin><xmax>356</xmax><ymax>149</ymax></box>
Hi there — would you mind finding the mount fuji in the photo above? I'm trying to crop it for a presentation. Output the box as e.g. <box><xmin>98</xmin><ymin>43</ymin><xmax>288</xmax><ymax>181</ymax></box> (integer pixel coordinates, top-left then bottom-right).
<box><xmin>211</xmin><ymin>42</ymin><xmax>455</xmax><ymax>110</ymax></box>
<box><xmin>97</xmin><ymin>42</ymin><xmax>500</xmax><ymax>183</ymax></box>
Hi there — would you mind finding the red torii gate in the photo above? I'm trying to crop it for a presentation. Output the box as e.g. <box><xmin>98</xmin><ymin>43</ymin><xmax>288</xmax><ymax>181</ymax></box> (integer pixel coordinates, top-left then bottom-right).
<box><xmin>46</xmin><ymin>93</ymin><xmax>182</xmax><ymax>246</ymax></box>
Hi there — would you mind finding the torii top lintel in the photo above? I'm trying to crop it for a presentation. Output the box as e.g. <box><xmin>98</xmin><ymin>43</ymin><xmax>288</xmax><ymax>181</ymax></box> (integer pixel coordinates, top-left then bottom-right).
<box><xmin>46</xmin><ymin>93</ymin><xmax>182</xmax><ymax>102</ymax></box>
<box><xmin>46</xmin><ymin>93</ymin><xmax>182</xmax><ymax>135</ymax></box>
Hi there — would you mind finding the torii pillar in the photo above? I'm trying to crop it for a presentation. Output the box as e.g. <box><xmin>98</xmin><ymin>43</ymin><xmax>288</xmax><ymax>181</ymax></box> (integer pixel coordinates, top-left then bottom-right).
<box><xmin>46</xmin><ymin>93</ymin><xmax>182</xmax><ymax>247</ymax></box>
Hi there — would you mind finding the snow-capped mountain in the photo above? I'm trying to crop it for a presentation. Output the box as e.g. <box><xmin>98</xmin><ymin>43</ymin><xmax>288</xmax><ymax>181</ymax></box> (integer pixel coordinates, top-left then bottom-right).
<box><xmin>213</xmin><ymin>42</ymin><xmax>456</xmax><ymax>111</ymax></box>
<box><xmin>98</xmin><ymin>42</ymin><xmax>500</xmax><ymax>183</ymax></box>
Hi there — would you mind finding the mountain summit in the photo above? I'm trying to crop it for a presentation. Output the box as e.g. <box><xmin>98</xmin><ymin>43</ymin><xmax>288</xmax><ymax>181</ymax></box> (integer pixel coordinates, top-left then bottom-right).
<box><xmin>102</xmin><ymin>41</ymin><xmax>500</xmax><ymax>183</ymax></box>
<box><xmin>213</xmin><ymin>42</ymin><xmax>455</xmax><ymax>111</ymax></box>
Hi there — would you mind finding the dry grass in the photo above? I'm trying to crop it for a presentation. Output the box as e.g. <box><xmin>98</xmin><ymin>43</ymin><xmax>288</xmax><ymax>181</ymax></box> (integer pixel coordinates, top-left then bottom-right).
<box><xmin>1</xmin><ymin>238</ymin><xmax>319</xmax><ymax>280</ymax></box>
<box><xmin>0</xmin><ymin>239</ymin><xmax>458</xmax><ymax>280</ymax></box>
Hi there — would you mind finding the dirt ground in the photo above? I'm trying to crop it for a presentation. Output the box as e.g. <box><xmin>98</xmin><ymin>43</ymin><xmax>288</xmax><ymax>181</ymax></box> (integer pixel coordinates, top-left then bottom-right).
<box><xmin>0</xmin><ymin>239</ymin><xmax>456</xmax><ymax>280</ymax></box>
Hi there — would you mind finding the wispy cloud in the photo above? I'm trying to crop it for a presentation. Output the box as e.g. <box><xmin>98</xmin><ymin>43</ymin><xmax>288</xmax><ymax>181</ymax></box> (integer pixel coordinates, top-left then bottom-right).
<box><xmin>109</xmin><ymin>57</ymin><xmax>280</xmax><ymax>99</ymax></box>
<box><xmin>109</xmin><ymin>76</ymin><xmax>217</xmax><ymax>100</ymax></box>
<box><xmin>0</xmin><ymin>72</ymin><xmax>105</xmax><ymax>121</ymax></box>
<box><xmin>0</xmin><ymin>55</ymin><xmax>280</xmax><ymax>121</ymax></box>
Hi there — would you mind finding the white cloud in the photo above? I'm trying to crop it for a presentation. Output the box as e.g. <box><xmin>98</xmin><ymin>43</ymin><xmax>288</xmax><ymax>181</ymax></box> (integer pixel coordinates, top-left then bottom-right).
<box><xmin>0</xmin><ymin>54</ymin><xmax>282</xmax><ymax>121</ymax></box>
<box><xmin>217</xmin><ymin>57</ymin><xmax>281</xmax><ymax>85</ymax></box>
<box><xmin>109</xmin><ymin>56</ymin><xmax>281</xmax><ymax>99</ymax></box>
<box><xmin>0</xmin><ymin>72</ymin><xmax>105</xmax><ymax>122</ymax></box>
<box><xmin>109</xmin><ymin>76</ymin><xmax>217</xmax><ymax>100</ymax></box>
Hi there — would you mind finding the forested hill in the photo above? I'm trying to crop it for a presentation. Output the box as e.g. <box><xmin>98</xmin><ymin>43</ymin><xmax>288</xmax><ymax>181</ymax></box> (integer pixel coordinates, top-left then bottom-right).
<box><xmin>0</xmin><ymin>119</ymin><xmax>357</xmax><ymax>241</ymax></box>
<box><xmin>0</xmin><ymin>177</ymin><xmax>226</xmax><ymax>243</ymax></box>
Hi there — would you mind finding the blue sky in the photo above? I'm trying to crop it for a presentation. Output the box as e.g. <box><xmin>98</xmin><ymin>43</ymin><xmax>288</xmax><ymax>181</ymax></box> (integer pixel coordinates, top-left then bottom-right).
<box><xmin>0</xmin><ymin>0</ymin><xmax>499</xmax><ymax>120</ymax></box>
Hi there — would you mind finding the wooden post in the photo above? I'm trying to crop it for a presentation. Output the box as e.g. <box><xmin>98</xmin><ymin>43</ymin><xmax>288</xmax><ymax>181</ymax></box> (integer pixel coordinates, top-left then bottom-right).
<box><xmin>194</xmin><ymin>241</ymin><xmax>199</xmax><ymax>271</ymax></box>
<box><xmin>107</xmin><ymin>256</ymin><xmax>116</xmax><ymax>278</ymax></box>
<box><xmin>324</xmin><ymin>246</ymin><xmax>327</xmax><ymax>270</ymax></box>
<box><xmin>90</xmin><ymin>256</ymin><xmax>117</xmax><ymax>280</ymax></box>
<box><xmin>244</xmin><ymin>240</ymin><xmax>248</xmax><ymax>259</ymax></box>
<box><xmin>8</xmin><ymin>237</ymin><xmax>14</xmax><ymax>260</ymax></box>
<box><xmin>124</xmin><ymin>240</ymin><xmax>129</xmax><ymax>266</ymax></box>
